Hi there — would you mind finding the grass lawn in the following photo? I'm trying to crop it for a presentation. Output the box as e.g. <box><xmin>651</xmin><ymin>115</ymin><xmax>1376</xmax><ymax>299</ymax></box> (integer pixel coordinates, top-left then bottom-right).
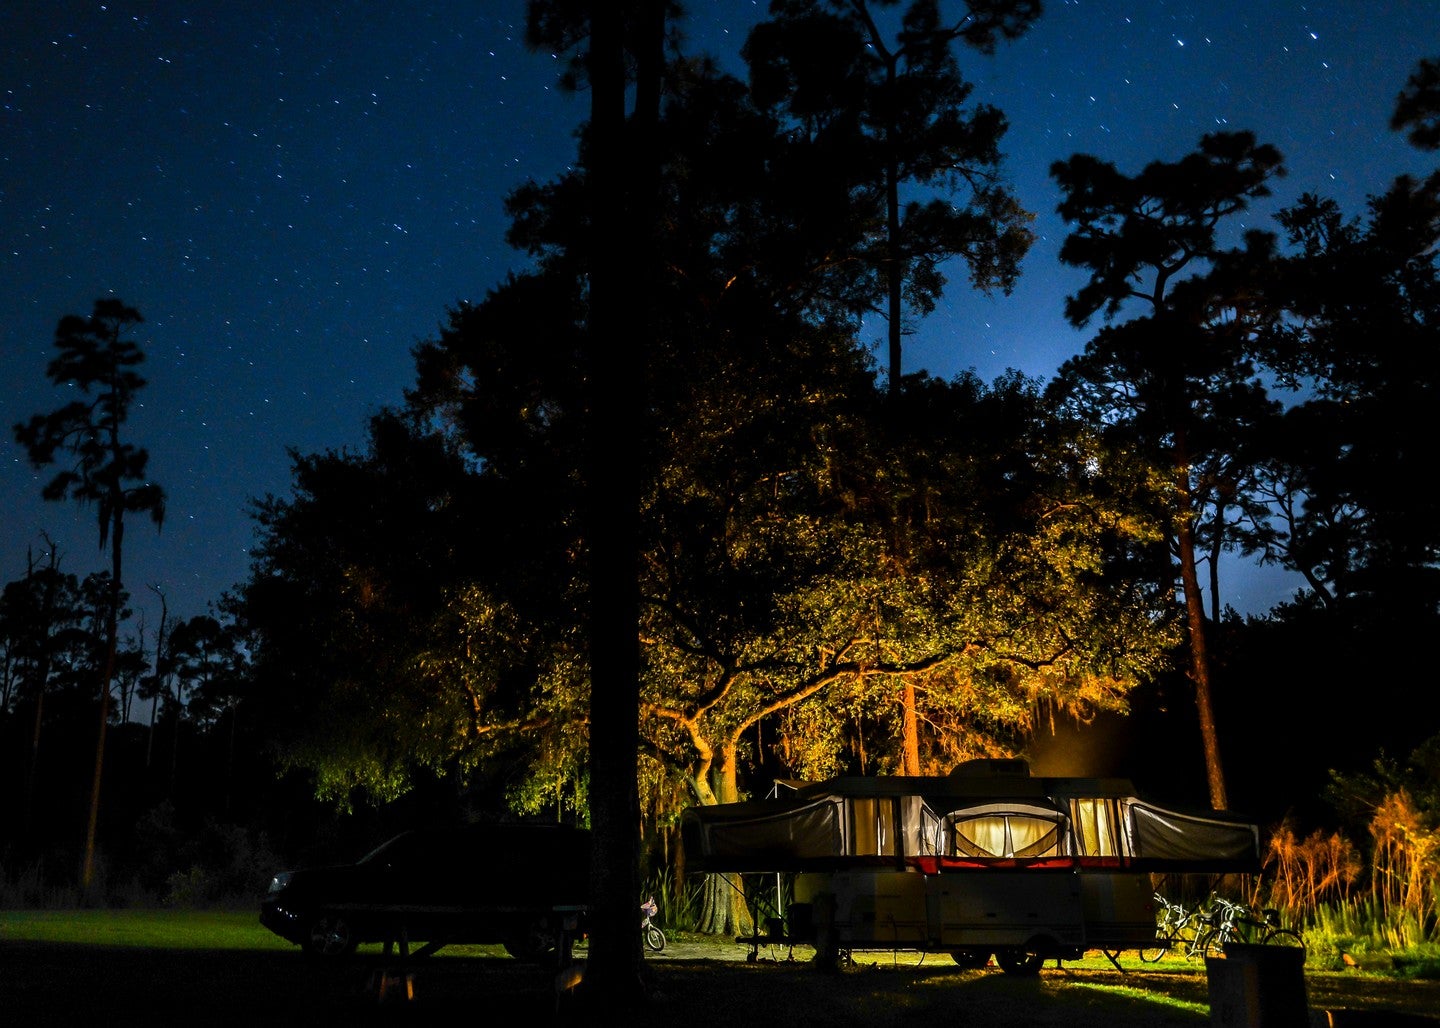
<box><xmin>2</xmin><ymin>910</ymin><xmax>1438</xmax><ymax>1026</ymax></box>
<box><xmin>0</xmin><ymin>908</ymin><xmax>293</xmax><ymax>950</ymax></box>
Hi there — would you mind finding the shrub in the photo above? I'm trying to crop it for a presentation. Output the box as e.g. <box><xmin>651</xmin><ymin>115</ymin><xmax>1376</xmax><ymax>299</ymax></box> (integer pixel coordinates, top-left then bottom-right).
<box><xmin>1369</xmin><ymin>790</ymin><xmax>1440</xmax><ymax>946</ymax></box>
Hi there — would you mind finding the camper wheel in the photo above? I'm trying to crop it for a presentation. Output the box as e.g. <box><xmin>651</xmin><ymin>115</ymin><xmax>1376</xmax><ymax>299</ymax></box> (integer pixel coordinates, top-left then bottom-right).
<box><xmin>812</xmin><ymin>931</ymin><xmax>842</xmax><ymax>973</ymax></box>
<box><xmin>950</xmin><ymin>949</ymin><xmax>990</xmax><ymax>969</ymax></box>
<box><xmin>995</xmin><ymin>947</ymin><xmax>1045</xmax><ymax>976</ymax></box>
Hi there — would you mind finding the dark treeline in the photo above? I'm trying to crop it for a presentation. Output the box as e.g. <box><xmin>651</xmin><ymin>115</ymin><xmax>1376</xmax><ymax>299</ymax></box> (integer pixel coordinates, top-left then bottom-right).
<box><xmin>2</xmin><ymin>5</ymin><xmax>1438</xmax><ymax>940</ymax></box>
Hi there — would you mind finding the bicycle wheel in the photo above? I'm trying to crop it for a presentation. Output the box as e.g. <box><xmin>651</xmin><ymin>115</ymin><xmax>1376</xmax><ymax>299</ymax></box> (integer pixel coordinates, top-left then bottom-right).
<box><xmin>1262</xmin><ymin>928</ymin><xmax>1305</xmax><ymax>951</ymax></box>
<box><xmin>1201</xmin><ymin>926</ymin><xmax>1232</xmax><ymax>959</ymax></box>
<box><xmin>643</xmin><ymin>924</ymin><xmax>666</xmax><ymax>953</ymax></box>
<box><xmin>1139</xmin><ymin>933</ymin><xmax>1170</xmax><ymax>963</ymax></box>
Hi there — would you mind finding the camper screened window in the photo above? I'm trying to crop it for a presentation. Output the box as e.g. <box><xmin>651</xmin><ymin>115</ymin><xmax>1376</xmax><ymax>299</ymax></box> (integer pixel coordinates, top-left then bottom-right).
<box><xmin>950</xmin><ymin>814</ymin><xmax>1062</xmax><ymax>859</ymax></box>
<box><xmin>921</xmin><ymin>806</ymin><xmax>941</xmax><ymax>855</ymax></box>
<box><xmin>1068</xmin><ymin>799</ymin><xmax>1124</xmax><ymax>857</ymax></box>
<box><xmin>848</xmin><ymin>798</ymin><xmax>897</xmax><ymax>856</ymax></box>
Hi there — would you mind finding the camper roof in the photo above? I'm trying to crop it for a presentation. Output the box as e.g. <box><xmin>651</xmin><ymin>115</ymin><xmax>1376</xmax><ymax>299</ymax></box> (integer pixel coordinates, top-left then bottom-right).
<box><xmin>770</xmin><ymin>760</ymin><xmax>1140</xmax><ymax>811</ymax></box>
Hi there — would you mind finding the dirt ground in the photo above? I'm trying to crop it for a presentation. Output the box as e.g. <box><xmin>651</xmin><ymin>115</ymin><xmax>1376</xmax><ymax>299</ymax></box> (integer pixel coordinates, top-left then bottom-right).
<box><xmin>4</xmin><ymin>939</ymin><xmax>1439</xmax><ymax>1027</ymax></box>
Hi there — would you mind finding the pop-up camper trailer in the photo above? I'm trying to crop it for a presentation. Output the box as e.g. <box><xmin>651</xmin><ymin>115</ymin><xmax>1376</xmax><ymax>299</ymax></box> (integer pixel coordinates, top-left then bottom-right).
<box><xmin>681</xmin><ymin>759</ymin><xmax>1260</xmax><ymax>973</ymax></box>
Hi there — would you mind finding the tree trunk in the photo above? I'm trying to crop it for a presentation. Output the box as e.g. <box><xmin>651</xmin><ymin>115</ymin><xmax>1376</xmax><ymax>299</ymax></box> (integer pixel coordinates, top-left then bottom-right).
<box><xmin>24</xmin><ymin>671</ymin><xmax>46</xmax><ymax>846</ymax></box>
<box><xmin>670</xmin><ymin>823</ymin><xmax>686</xmax><ymax>914</ymax></box>
<box><xmin>695</xmin><ymin>746</ymin><xmax>754</xmax><ymax>937</ymax></box>
<box><xmin>580</xmin><ymin>0</ymin><xmax>661</xmax><ymax>1008</ymax></box>
<box><xmin>885</xmin><ymin>131</ymin><xmax>903</xmax><ymax>389</ymax></box>
<box><xmin>145</xmin><ymin>590</ymin><xmax>167</xmax><ymax>770</ymax></box>
<box><xmin>82</xmin><ymin>514</ymin><xmax>123</xmax><ymax>892</ymax></box>
<box><xmin>901</xmin><ymin>681</ymin><xmax>921</xmax><ymax>775</ymax></box>
<box><xmin>22</xmin><ymin>555</ymin><xmax>59</xmax><ymax>851</ymax></box>
<box><xmin>1207</xmin><ymin>497</ymin><xmax>1227</xmax><ymax>623</ymax></box>
<box><xmin>1174</xmin><ymin>445</ymin><xmax>1228</xmax><ymax>810</ymax></box>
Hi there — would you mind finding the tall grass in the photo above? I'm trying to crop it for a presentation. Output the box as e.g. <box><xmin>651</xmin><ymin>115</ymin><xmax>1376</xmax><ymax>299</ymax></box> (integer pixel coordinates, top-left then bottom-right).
<box><xmin>1368</xmin><ymin>790</ymin><xmax>1440</xmax><ymax>945</ymax></box>
<box><xmin>1258</xmin><ymin>790</ymin><xmax>1440</xmax><ymax>971</ymax></box>
<box><xmin>1261</xmin><ymin>824</ymin><xmax>1363</xmax><ymax>919</ymax></box>
<box><xmin>1298</xmin><ymin>899</ymin><xmax>1440</xmax><ymax>978</ymax></box>
<box><xmin>0</xmin><ymin>859</ymin><xmax>82</xmax><ymax>910</ymax></box>
<box><xmin>642</xmin><ymin>867</ymin><xmax>704</xmax><ymax>932</ymax></box>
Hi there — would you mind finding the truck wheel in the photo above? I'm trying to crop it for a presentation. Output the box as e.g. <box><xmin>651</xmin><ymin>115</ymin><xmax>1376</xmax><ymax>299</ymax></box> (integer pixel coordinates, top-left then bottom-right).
<box><xmin>503</xmin><ymin>918</ymin><xmax>558</xmax><ymax>963</ymax></box>
<box><xmin>304</xmin><ymin>914</ymin><xmax>358</xmax><ymax>958</ymax></box>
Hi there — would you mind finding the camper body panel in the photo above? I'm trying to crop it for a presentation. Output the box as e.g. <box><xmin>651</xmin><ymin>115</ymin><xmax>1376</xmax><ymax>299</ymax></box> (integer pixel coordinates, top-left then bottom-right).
<box><xmin>793</xmin><ymin>866</ymin><xmax>1092</xmax><ymax>954</ymax></box>
<box><xmin>1079</xmin><ymin>870</ymin><xmax>1157</xmax><ymax>949</ymax></box>
<box><xmin>795</xmin><ymin>870</ymin><xmax>930</xmax><ymax>950</ymax></box>
<box><xmin>930</xmin><ymin>868</ymin><xmax>1085</xmax><ymax>952</ymax></box>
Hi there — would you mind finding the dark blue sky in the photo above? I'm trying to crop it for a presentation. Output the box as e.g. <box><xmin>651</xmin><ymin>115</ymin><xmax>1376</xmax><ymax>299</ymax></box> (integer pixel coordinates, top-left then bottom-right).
<box><xmin>4</xmin><ymin>1</ymin><xmax>1436</xmax><ymax>636</ymax></box>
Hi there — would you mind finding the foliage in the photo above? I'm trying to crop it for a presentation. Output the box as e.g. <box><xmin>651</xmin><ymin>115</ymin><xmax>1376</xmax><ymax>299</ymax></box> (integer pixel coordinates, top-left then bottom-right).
<box><xmin>1260</xmin><ymin>823</ymin><xmax>1364</xmax><ymax>923</ymax></box>
<box><xmin>1299</xmin><ymin>899</ymin><xmax>1440</xmax><ymax>975</ymax></box>
<box><xmin>743</xmin><ymin>0</ymin><xmax>1040</xmax><ymax>385</ymax></box>
<box><xmin>1392</xmin><ymin>56</ymin><xmax>1440</xmax><ymax>153</ymax></box>
<box><xmin>1257</xmin><ymin>177</ymin><xmax>1440</xmax><ymax>621</ymax></box>
<box><xmin>1366</xmin><ymin>790</ymin><xmax>1440</xmax><ymax>947</ymax></box>
<box><xmin>0</xmin><ymin>858</ymin><xmax>83</xmax><ymax>910</ymax></box>
<box><xmin>6</xmin><ymin>44</ymin><xmax>1440</xmax><ymax>980</ymax></box>
<box><xmin>239</xmin><ymin>31</ymin><xmax>1176</xmax><ymax>837</ymax></box>
<box><xmin>1254</xmin><ymin>733</ymin><xmax>1440</xmax><ymax>952</ymax></box>
<box><xmin>12</xmin><ymin>299</ymin><xmax>166</xmax><ymax>545</ymax></box>
<box><xmin>11</xmin><ymin>297</ymin><xmax>167</xmax><ymax>889</ymax></box>
<box><xmin>1048</xmin><ymin>132</ymin><xmax>1292</xmax><ymax>811</ymax></box>
<box><xmin>641</xmin><ymin>865</ymin><xmax>704</xmax><ymax>932</ymax></box>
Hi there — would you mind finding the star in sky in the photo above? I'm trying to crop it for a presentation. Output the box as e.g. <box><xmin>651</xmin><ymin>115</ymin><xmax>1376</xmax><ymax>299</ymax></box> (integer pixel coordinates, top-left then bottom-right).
<box><xmin>2</xmin><ymin>0</ymin><xmax>1435</xmax><ymax>634</ymax></box>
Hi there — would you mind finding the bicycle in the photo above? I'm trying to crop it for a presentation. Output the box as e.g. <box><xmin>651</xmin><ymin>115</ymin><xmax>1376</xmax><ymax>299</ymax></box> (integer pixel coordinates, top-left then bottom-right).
<box><xmin>641</xmin><ymin>896</ymin><xmax>666</xmax><ymax>953</ymax></box>
<box><xmin>1197</xmin><ymin>896</ymin><xmax>1305</xmax><ymax>957</ymax></box>
<box><xmin>1140</xmin><ymin>893</ymin><xmax>1210</xmax><ymax>963</ymax></box>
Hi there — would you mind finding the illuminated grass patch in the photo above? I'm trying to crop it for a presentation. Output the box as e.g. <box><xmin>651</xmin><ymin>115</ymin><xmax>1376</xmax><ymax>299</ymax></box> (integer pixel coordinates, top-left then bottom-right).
<box><xmin>1070</xmin><ymin>981</ymin><xmax>1210</xmax><ymax>1017</ymax></box>
<box><xmin>0</xmin><ymin>909</ymin><xmax>290</xmax><ymax>950</ymax></box>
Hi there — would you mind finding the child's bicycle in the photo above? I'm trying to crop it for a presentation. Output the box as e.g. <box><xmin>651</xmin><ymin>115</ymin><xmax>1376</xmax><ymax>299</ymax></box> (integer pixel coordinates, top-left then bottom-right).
<box><xmin>641</xmin><ymin>896</ymin><xmax>666</xmax><ymax>953</ymax></box>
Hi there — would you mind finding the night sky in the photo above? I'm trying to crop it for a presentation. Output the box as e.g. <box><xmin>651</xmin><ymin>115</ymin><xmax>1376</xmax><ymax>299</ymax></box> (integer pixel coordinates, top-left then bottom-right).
<box><xmin>4</xmin><ymin>1</ymin><xmax>1437</xmax><ymax>637</ymax></box>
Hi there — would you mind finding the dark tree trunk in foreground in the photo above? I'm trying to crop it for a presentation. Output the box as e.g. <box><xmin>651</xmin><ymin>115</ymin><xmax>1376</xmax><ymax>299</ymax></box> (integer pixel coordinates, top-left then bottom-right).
<box><xmin>581</xmin><ymin>0</ymin><xmax>662</xmax><ymax>1007</ymax></box>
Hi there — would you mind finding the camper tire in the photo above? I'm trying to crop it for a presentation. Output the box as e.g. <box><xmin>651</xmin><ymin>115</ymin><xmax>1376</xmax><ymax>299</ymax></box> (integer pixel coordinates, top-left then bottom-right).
<box><xmin>950</xmin><ymin>949</ymin><xmax>990</xmax><ymax>969</ymax></box>
<box><xmin>813</xmin><ymin>935</ymin><xmax>842</xmax><ymax>973</ymax></box>
<box><xmin>995</xmin><ymin>947</ymin><xmax>1045</xmax><ymax>976</ymax></box>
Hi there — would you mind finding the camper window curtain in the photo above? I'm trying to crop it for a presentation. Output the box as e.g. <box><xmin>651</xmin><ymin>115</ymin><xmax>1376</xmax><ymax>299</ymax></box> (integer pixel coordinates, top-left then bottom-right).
<box><xmin>1069</xmin><ymin>798</ymin><xmax>1125</xmax><ymax>857</ymax></box>
<box><xmin>848</xmin><ymin>798</ymin><xmax>897</xmax><ymax>856</ymax></box>
<box><xmin>951</xmin><ymin>814</ymin><xmax>1063</xmax><ymax>858</ymax></box>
